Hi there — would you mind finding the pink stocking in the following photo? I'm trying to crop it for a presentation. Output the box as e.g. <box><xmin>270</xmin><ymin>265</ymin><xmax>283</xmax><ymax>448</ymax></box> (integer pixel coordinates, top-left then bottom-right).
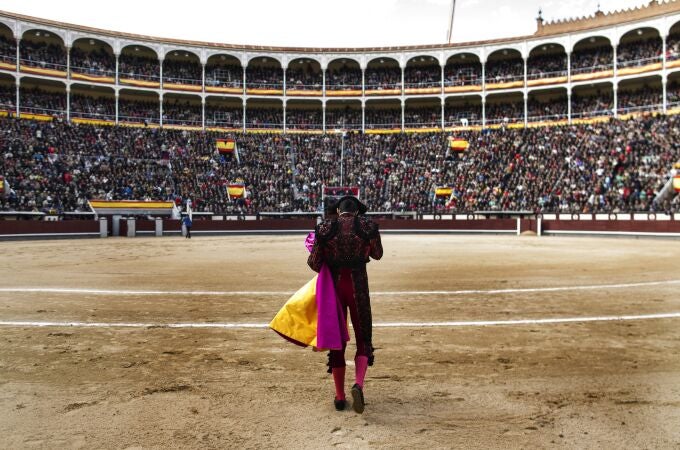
<box><xmin>332</xmin><ymin>367</ymin><xmax>346</xmax><ymax>400</ymax></box>
<box><xmin>355</xmin><ymin>355</ymin><xmax>369</xmax><ymax>389</ymax></box>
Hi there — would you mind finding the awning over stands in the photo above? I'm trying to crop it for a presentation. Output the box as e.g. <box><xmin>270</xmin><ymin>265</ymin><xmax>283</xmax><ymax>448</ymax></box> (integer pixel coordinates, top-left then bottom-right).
<box><xmin>88</xmin><ymin>200</ymin><xmax>180</xmax><ymax>218</ymax></box>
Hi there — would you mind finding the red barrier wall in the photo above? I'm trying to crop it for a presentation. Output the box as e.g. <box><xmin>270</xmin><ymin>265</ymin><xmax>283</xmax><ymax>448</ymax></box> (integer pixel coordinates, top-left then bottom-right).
<box><xmin>542</xmin><ymin>220</ymin><xmax>680</xmax><ymax>234</ymax></box>
<box><xmin>0</xmin><ymin>220</ymin><xmax>99</xmax><ymax>236</ymax></box>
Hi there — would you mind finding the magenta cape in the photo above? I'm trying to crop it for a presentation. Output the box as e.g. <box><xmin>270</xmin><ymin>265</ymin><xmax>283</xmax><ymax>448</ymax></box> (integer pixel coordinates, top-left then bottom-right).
<box><xmin>269</xmin><ymin>232</ymin><xmax>349</xmax><ymax>350</ymax></box>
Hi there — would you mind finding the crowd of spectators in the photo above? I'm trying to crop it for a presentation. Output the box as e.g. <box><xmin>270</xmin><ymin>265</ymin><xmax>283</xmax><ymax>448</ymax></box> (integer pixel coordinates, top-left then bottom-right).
<box><xmin>118</xmin><ymin>53</ymin><xmax>160</xmax><ymax>81</ymax></box>
<box><xmin>365</xmin><ymin>109</ymin><xmax>401</xmax><ymax>128</ymax></box>
<box><xmin>667</xmin><ymin>33</ymin><xmax>680</xmax><ymax>61</ymax></box>
<box><xmin>70</xmin><ymin>94</ymin><xmax>115</xmax><ymax>120</ymax></box>
<box><xmin>286</xmin><ymin>66</ymin><xmax>322</xmax><ymax>90</ymax></box>
<box><xmin>286</xmin><ymin>109</ymin><xmax>322</xmax><ymax>129</ymax></box>
<box><xmin>0</xmin><ymin>34</ymin><xmax>16</xmax><ymax>64</ymax></box>
<box><xmin>245</xmin><ymin>107</ymin><xmax>283</xmax><ymax>128</ymax></box>
<box><xmin>19</xmin><ymin>88</ymin><xmax>65</xmax><ymax>115</ymax></box>
<box><xmin>246</xmin><ymin>68</ymin><xmax>283</xmax><ymax>90</ymax></box>
<box><xmin>205</xmin><ymin>105</ymin><xmax>243</xmax><ymax>128</ymax></box>
<box><xmin>571</xmin><ymin>45</ymin><xmax>613</xmax><ymax>73</ymax></box>
<box><xmin>326</xmin><ymin>65</ymin><xmax>363</xmax><ymax>90</ymax></box>
<box><xmin>205</xmin><ymin>63</ymin><xmax>243</xmax><ymax>88</ymax></box>
<box><xmin>618</xmin><ymin>86</ymin><xmax>663</xmax><ymax>113</ymax></box>
<box><xmin>445</xmin><ymin>103</ymin><xmax>482</xmax><ymax>126</ymax></box>
<box><xmin>485</xmin><ymin>101</ymin><xmax>524</xmax><ymax>123</ymax></box>
<box><xmin>571</xmin><ymin>92</ymin><xmax>613</xmax><ymax>117</ymax></box>
<box><xmin>527</xmin><ymin>53</ymin><xmax>567</xmax><ymax>79</ymax></box>
<box><xmin>163</xmin><ymin>60</ymin><xmax>202</xmax><ymax>85</ymax></box>
<box><xmin>485</xmin><ymin>58</ymin><xmax>524</xmax><ymax>83</ymax></box>
<box><xmin>118</xmin><ymin>98</ymin><xmax>159</xmax><ymax>123</ymax></box>
<box><xmin>444</xmin><ymin>62</ymin><xmax>482</xmax><ymax>86</ymax></box>
<box><xmin>404</xmin><ymin>107</ymin><xmax>441</xmax><ymax>127</ymax></box>
<box><xmin>365</xmin><ymin>66</ymin><xmax>401</xmax><ymax>90</ymax></box>
<box><xmin>527</xmin><ymin>97</ymin><xmax>568</xmax><ymax>121</ymax></box>
<box><xmin>404</xmin><ymin>65</ymin><xmax>441</xmax><ymax>88</ymax></box>
<box><xmin>70</xmin><ymin>47</ymin><xmax>115</xmax><ymax>76</ymax></box>
<box><xmin>326</xmin><ymin>108</ymin><xmax>362</xmax><ymax>129</ymax></box>
<box><xmin>0</xmin><ymin>83</ymin><xmax>15</xmax><ymax>110</ymax></box>
<box><xmin>19</xmin><ymin>40</ymin><xmax>66</xmax><ymax>69</ymax></box>
<box><xmin>1</xmin><ymin>115</ymin><xmax>679</xmax><ymax>214</ymax></box>
<box><xmin>162</xmin><ymin>100</ymin><xmax>202</xmax><ymax>126</ymax></box>
<box><xmin>617</xmin><ymin>37</ymin><xmax>663</xmax><ymax>66</ymax></box>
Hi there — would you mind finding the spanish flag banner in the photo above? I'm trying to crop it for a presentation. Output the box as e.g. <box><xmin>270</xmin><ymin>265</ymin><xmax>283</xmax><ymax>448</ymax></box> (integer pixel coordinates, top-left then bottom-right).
<box><xmin>435</xmin><ymin>187</ymin><xmax>453</xmax><ymax>197</ymax></box>
<box><xmin>227</xmin><ymin>184</ymin><xmax>246</xmax><ymax>199</ymax></box>
<box><xmin>673</xmin><ymin>175</ymin><xmax>680</xmax><ymax>193</ymax></box>
<box><xmin>449</xmin><ymin>139</ymin><xmax>469</xmax><ymax>152</ymax></box>
<box><xmin>216</xmin><ymin>138</ymin><xmax>236</xmax><ymax>153</ymax></box>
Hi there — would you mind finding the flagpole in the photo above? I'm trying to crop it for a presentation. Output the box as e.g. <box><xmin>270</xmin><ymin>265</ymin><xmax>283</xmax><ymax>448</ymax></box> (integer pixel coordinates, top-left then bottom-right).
<box><xmin>446</xmin><ymin>0</ymin><xmax>457</xmax><ymax>44</ymax></box>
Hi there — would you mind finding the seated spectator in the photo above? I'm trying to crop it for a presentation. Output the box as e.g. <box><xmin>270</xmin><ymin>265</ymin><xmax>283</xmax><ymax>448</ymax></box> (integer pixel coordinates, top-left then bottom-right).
<box><xmin>571</xmin><ymin>92</ymin><xmax>613</xmax><ymax>118</ymax></box>
<box><xmin>0</xmin><ymin>34</ymin><xmax>16</xmax><ymax>65</ymax></box>
<box><xmin>205</xmin><ymin>105</ymin><xmax>243</xmax><ymax>128</ymax></box>
<box><xmin>404</xmin><ymin>107</ymin><xmax>441</xmax><ymax>128</ymax></box>
<box><xmin>485</xmin><ymin>101</ymin><xmax>523</xmax><ymax>123</ymax></box>
<box><xmin>445</xmin><ymin>103</ymin><xmax>482</xmax><ymax>126</ymax></box>
<box><xmin>404</xmin><ymin>65</ymin><xmax>441</xmax><ymax>88</ymax></box>
<box><xmin>617</xmin><ymin>86</ymin><xmax>662</xmax><ymax>113</ymax></box>
<box><xmin>162</xmin><ymin>100</ymin><xmax>202</xmax><ymax>126</ymax></box>
<box><xmin>286</xmin><ymin>67</ymin><xmax>322</xmax><ymax>90</ymax></box>
<box><xmin>365</xmin><ymin>109</ymin><xmax>401</xmax><ymax>128</ymax></box>
<box><xmin>527</xmin><ymin>97</ymin><xmax>567</xmax><ymax>121</ymax></box>
<box><xmin>70</xmin><ymin>94</ymin><xmax>115</xmax><ymax>120</ymax></box>
<box><xmin>326</xmin><ymin>108</ymin><xmax>362</xmax><ymax>130</ymax></box>
<box><xmin>527</xmin><ymin>53</ymin><xmax>566</xmax><ymax>79</ymax></box>
<box><xmin>286</xmin><ymin>109</ymin><xmax>322</xmax><ymax>130</ymax></box>
<box><xmin>326</xmin><ymin>65</ymin><xmax>363</xmax><ymax>90</ymax></box>
<box><xmin>485</xmin><ymin>59</ymin><xmax>524</xmax><ymax>83</ymax></box>
<box><xmin>245</xmin><ymin>107</ymin><xmax>283</xmax><ymax>128</ymax></box>
<box><xmin>571</xmin><ymin>45</ymin><xmax>613</xmax><ymax>73</ymax></box>
<box><xmin>118</xmin><ymin>53</ymin><xmax>160</xmax><ymax>81</ymax></box>
<box><xmin>445</xmin><ymin>62</ymin><xmax>482</xmax><ymax>86</ymax></box>
<box><xmin>0</xmin><ymin>83</ymin><xmax>15</xmax><ymax>111</ymax></box>
<box><xmin>246</xmin><ymin>67</ymin><xmax>283</xmax><ymax>90</ymax></box>
<box><xmin>365</xmin><ymin>67</ymin><xmax>401</xmax><ymax>90</ymax></box>
<box><xmin>70</xmin><ymin>47</ymin><xmax>115</xmax><ymax>77</ymax></box>
<box><xmin>118</xmin><ymin>98</ymin><xmax>159</xmax><ymax>123</ymax></box>
<box><xmin>205</xmin><ymin>63</ymin><xmax>243</xmax><ymax>88</ymax></box>
<box><xmin>19</xmin><ymin>87</ymin><xmax>65</xmax><ymax>116</ymax></box>
<box><xmin>617</xmin><ymin>37</ymin><xmax>662</xmax><ymax>67</ymax></box>
<box><xmin>19</xmin><ymin>40</ymin><xmax>66</xmax><ymax>70</ymax></box>
<box><xmin>163</xmin><ymin>59</ymin><xmax>202</xmax><ymax>85</ymax></box>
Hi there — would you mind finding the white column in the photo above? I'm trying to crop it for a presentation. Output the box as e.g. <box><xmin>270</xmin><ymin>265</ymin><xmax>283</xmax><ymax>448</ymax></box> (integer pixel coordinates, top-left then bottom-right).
<box><xmin>567</xmin><ymin>89</ymin><xmax>572</xmax><ymax>124</ymax></box>
<box><xmin>243</xmin><ymin>100</ymin><xmax>247</xmax><ymax>132</ymax></box>
<box><xmin>662</xmin><ymin>78</ymin><xmax>667</xmax><ymax>113</ymax></box>
<box><xmin>201</xmin><ymin>97</ymin><xmax>205</xmax><ymax>129</ymax></box>
<box><xmin>567</xmin><ymin>51</ymin><xmax>571</xmax><ymax>84</ymax></box>
<box><xmin>159</xmin><ymin>94</ymin><xmax>163</xmax><ymax>126</ymax></box>
<box><xmin>523</xmin><ymin>92</ymin><xmax>528</xmax><ymax>126</ymax></box>
<box><xmin>613</xmin><ymin>86</ymin><xmax>618</xmax><ymax>118</ymax></box>
<box><xmin>361</xmin><ymin>68</ymin><xmax>365</xmax><ymax>96</ymax></box>
<box><xmin>482</xmin><ymin>97</ymin><xmax>486</xmax><ymax>128</ymax></box>
<box><xmin>322</xmin><ymin>103</ymin><xmax>326</xmax><ymax>133</ymax></box>
<box><xmin>66</xmin><ymin>45</ymin><xmax>70</xmax><ymax>79</ymax></box>
<box><xmin>242</xmin><ymin>66</ymin><xmax>247</xmax><ymax>95</ymax></box>
<box><xmin>201</xmin><ymin>63</ymin><xmax>205</xmax><ymax>94</ymax></box>
<box><xmin>401</xmin><ymin>99</ymin><xmax>405</xmax><ymax>131</ymax></box>
<box><xmin>440</xmin><ymin>64</ymin><xmax>445</xmax><ymax>95</ymax></box>
<box><xmin>15</xmin><ymin>78</ymin><xmax>20</xmax><ymax>118</ymax></box>
<box><xmin>114</xmin><ymin>52</ymin><xmax>119</xmax><ymax>85</ymax></box>
<box><xmin>361</xmin><ymin>102</ymin><xmax>365</xmax><ymax>132</ymax></box>
<box><xmin>66</xmin><ymin>85</ymin><xmax>70</xmax><ymax>121</ymax></box>
<box><xmin>15</xmin><ymin>38</ymin><xmax>20</xmax><ymax>72</ymax></box>
<box><xmin>283</xmin><ymin>100</ymin><xmax>286</xmax><ymax>132</ymax></box>
<box><xmin>115</xmin><ymin>91</ymin><xmax>119</xmax><ymax>125</ymax></box>
<box><xmin>441</xmin><ymin>100</ymin><xmax>445</xmax><ymax>129</ymax></box>
<box><xmin>663</xmin><ymin>36</ymin><xmax>668</xmax><ymax>113</ymax></box>
<box><xmin>159</xmin><ymin>57</ymin><xmax>164</xmax><ymax>89</ymax></box>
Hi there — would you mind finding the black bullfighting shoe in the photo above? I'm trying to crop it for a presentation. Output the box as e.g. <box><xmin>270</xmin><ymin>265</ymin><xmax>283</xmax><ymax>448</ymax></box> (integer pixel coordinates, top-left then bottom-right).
<box><xmin>334</xmin><ymin>398</ymin><xmax>347</xmax><ymax>411</ymax></box>
<box><xmin>351</xmin><ymin>384</ymin><xmax>365</xmax><ymax>414</ymax></box>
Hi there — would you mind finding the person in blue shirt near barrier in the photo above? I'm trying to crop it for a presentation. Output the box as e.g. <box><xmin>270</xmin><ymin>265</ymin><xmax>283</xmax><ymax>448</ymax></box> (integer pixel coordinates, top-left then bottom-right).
<box><xmin>182</xmin><ymin>215</ymin><xmax>192</xmax><ymax>239</ymax></box>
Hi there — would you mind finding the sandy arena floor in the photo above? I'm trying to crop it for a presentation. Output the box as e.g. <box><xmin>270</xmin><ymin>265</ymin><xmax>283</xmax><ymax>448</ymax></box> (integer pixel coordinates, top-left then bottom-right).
<box><xmin>1</xmin><ymin>234</ymin><xmax>680</xmax><ymax>449</ymax></box>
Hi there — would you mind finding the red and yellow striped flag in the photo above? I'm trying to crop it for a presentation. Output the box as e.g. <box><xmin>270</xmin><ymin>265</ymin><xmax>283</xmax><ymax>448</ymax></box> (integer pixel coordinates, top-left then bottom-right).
<box><xmin>673</xmin><ymin>176</ymin><xmax>680</xmax><ymax>193</ymax></box>
<box><xmin>435</xmin><ymin>187</ymin><xmax>453</xmax><ymax>197</ymax></box>
<box><xmin>228</xmin><ymin>184</ymin><xmax>245</xmax><ymax>198</ymax></box>
<box><xmin>449</xmin><ymin>139</ymin><xmax>469</xmax><ymax>152</ymax></box>
<box><xmin>216</xmin><ymin>138</ymin><xmax>236</xmax><ymax>153</ymax></box>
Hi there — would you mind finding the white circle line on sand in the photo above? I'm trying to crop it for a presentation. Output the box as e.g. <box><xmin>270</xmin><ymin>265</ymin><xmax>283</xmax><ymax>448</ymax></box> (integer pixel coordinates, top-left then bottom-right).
<box><xmin>0</xmin><ymin>279</ymin><xmax>679</xmax><ymax>297</ymax></box>
<box><xmin>1</xmin><ymin>312</ymin><xmax>680</xmax><ymax>329</ymax></box>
